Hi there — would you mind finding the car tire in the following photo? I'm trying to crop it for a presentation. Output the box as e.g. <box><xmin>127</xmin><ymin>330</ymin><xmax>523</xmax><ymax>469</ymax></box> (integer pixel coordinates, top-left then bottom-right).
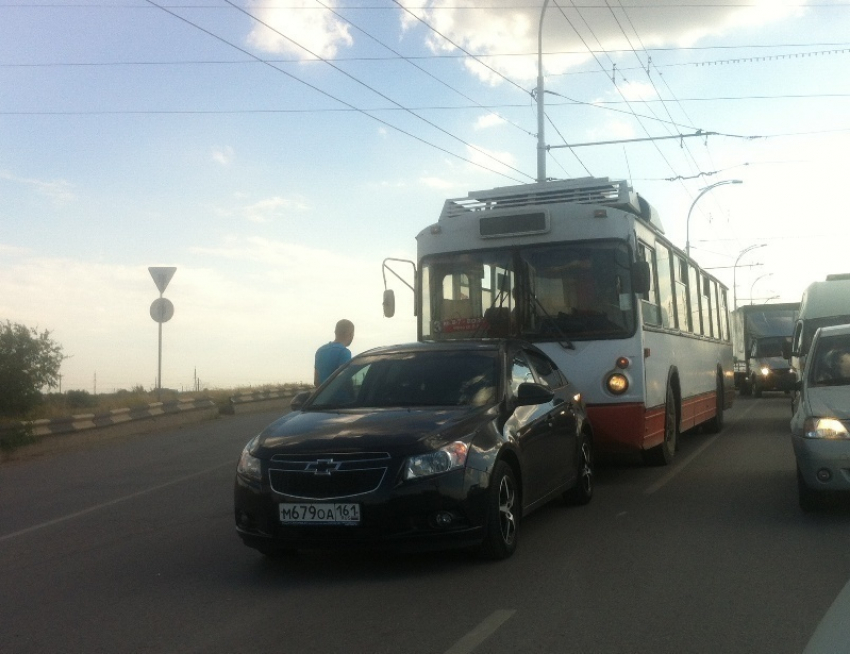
<box><xmin>643</xmin><ymin>379</ymin><xmax>678</xmax><ymax>466</ymax></box>
<box><xmin>564</xmin><ymin>432</ymin><xmax>594</xmax><ymax>506</ymax></box>
<box><xmin>797</xmin><ymin>467</ymin><xmax>822</xmax><ymax>512</ymax></box>
<box><xmin>704</xmin><ymin>374</ymin><xmax>725</xmax><ymax>434</ymax></box>
<box><xmin>480</xmin><ymin>461</ymin><xmax>519</xmax><ymax>560</ymax></box>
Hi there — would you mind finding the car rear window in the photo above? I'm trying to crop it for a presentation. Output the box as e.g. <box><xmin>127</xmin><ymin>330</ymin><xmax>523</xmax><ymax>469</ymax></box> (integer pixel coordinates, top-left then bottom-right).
<box><xmin>311</xmin><ymin>351</ymin><xmax>499</xmax><ymax>408</ymax></box>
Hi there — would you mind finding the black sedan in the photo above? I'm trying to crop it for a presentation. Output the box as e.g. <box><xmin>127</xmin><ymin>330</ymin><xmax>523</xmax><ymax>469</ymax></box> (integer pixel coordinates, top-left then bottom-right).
<box><xmin>234</xmin><ymin>340</ymin><xmax>593</xmax><ymax>560</ymax></box>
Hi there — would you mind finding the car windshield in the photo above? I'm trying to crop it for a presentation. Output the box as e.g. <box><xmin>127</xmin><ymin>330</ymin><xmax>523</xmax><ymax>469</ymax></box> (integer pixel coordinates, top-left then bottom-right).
<box><xmin>810</xmin><ymin>334</ymin><xmax>850</xmax><ymax>387</ymax></box>
<box><xmin>754</xmin><ymin>337</ymin><xmax>788</xmax><ymax>358</ymax></box>
<box><xmin>309</xmin><ymin>351</ymin><xmax>499</xmax><ymax>409</ymax></box>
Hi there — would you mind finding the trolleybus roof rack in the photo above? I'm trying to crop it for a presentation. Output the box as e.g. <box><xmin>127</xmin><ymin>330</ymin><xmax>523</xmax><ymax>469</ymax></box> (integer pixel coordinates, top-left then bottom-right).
<box><xmin>439</xmin><ymin>176</ymin><xmax>663</xmax><ymax>233</ymax></box>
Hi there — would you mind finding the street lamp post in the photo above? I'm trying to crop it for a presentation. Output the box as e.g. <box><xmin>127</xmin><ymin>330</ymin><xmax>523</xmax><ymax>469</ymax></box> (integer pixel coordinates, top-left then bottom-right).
<box><xmin>686</xmin><ymin>180</ymin><xmax>743</xmax><ymax>258</ymax></box>
<box><xmin>749</xmin><ymin>273</ymin><xmax>774</xmax><ymax>305</ymax></box>
<box><xmin>733</xmin><ymin>243</ymin><xmax>766</xmax><ymax>311</ymax></box>
<box><xmin>536</xmin><ymin>0</ymin><xmax>551</xmax><ymax>183</ymax></box>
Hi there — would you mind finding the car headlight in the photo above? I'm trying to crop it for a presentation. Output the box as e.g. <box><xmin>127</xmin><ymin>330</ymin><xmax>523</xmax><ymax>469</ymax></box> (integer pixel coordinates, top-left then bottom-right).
<box><xmin>760</xmin><ymin>367</ymin><xmax>771</xmax><ymax>377</ymax></box>
<box><xmin>803</xmin><ymin>418</ymin><xmax>850</xmax><ymax>439</ymax></box>
<box><xmin>404</xmin><ymin>441</ymin><xmax>469</xmax><ymax>480</ymax></box>
<box><xmin>236</xmin><ymin>436</ymin><xmax>263</xmax><ymax>482</ymax></box>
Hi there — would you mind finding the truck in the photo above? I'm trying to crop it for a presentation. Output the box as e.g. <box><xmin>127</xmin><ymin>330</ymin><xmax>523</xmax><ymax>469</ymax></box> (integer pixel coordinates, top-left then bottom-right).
<box><xmin>732</xmin><ymin>302</ymin><xmax>800</xmax><ymax>396</ymax></box>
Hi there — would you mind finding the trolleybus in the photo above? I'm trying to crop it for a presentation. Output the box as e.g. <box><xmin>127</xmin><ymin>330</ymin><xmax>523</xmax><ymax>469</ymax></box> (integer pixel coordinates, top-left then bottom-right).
<box><xmin>383</xmin><ymin>177</ymin><xmax>734</xmax><ymax>465</ymax></box>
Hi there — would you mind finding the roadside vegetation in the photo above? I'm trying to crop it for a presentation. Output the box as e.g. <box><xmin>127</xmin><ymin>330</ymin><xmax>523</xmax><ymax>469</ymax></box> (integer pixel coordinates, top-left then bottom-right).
<box><xmin>0</xmin><ymin>318</ymin><xmax>306</xmax><ymax>453</ymax></box>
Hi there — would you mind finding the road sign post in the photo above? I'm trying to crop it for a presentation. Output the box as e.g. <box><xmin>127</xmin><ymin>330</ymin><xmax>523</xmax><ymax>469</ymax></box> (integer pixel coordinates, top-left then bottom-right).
<box><xmin>148</xmin><ymin>267</ymin><xmax>176</xmax><ymax>398</ymax></box>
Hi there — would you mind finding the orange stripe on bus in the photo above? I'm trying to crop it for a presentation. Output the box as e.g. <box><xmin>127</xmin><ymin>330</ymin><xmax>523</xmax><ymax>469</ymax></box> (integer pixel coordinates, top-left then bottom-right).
<box><xmin>586</xmin><ymin>390</ymin><xmax>718</xmax><ymax>454</ymax></box>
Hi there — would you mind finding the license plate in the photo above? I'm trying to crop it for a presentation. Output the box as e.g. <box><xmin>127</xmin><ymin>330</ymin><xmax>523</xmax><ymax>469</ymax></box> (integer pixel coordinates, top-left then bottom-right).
<box><xmin>279</xmin><ymin>503</ymin><xmax>361</xmax><ymax>525</ymax></box>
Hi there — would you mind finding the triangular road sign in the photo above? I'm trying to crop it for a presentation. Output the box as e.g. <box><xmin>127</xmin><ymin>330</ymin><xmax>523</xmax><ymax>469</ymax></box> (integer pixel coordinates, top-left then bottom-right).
<box><xmin>149</xmin><ymin>266</ymin><xmax>177</xmax><ymax>294</ymax></box>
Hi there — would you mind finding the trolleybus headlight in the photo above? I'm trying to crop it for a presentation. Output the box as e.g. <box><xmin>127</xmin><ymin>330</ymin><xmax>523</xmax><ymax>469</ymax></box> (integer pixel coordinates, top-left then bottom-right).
<box><xmin>606</xmin><ymin>373</ymin><xmax>629</xmax><ymax>395</ymax></box>
<box><xmin>615</xmin><ymin>356</ymin><xmax>630</xmax><ymax>370</ymax></box>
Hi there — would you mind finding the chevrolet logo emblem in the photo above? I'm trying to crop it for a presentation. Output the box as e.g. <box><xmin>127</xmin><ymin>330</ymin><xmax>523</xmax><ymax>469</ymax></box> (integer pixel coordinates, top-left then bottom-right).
<box><xmin>305</xmin><ymin>459</ymin><xmax>341</xmax><ymax>475</ymax></box>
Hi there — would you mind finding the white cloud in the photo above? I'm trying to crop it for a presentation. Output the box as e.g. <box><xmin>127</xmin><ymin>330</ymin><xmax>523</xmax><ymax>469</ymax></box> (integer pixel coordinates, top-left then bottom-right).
<box><xmin>0</xmin><ymin>170</ymin><xmax>76</xmax><ymax>205</ymax></box>
<box><xmin>243</xmin><ymin>196</ymin><xmax>310</xmax><ymax>223</ymax></box>
<box><xmin>465</xmin><ymin>144</ymin><xmax>517</xmax><ymax>177</ymax></box>
<box><xmin>474</xmin><ymin>114</ymin><xmax>506</xmax><ymax>130</ymax></box>
<box><xmin>246</xmin><ymin>0</ymin><xmax>353</xmax><ymax>60</ymax></box>
<box><xmin>395</xmin><ymin>0</ymin><xmax>807</xmax><ymax>84</ymax></box>
<box><xmin>213</xmin><ymin>194</ymin><xmax>311</xmax><ymax>224</ymax></box>
<box><xmin>617</xmin><ymin>80</ymin><xmax>657</xmax><ymax>103</ymax></box>
<box><xmin>211</xmin><ymin>146</ymin><xmax>235</xmax><ymax>166</ymax></box>
<box><xmin>419</xmin><ymin>176</ymin><xmax>457</xmax><ymax>190</ymax></box>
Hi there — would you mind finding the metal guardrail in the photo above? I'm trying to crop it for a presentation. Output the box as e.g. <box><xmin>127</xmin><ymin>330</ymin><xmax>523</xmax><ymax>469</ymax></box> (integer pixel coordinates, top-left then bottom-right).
<box><xmin>0</xmin><ymin>385</ymin><xmax>314</xmax><ymax>441</ymax></box>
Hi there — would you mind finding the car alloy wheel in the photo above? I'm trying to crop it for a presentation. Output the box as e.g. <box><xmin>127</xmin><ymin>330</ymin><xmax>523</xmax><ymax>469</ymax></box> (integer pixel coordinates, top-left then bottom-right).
<box><xmin>565</xmin><ymin>436</ymin><xmax>594</xmax><ymax>505</ymax></box>
<box><xmin>480</xmin><ymin>461</ymin><xmax>519</xmax><ymax>560</ymax></box>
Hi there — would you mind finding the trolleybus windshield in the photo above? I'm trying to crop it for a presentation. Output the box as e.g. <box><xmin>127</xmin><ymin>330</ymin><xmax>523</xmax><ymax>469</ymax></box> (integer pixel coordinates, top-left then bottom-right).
<box><xmin>420</xmin><ymin>240</ymin><xmax>636</xmax><ymax>342</ymax></box>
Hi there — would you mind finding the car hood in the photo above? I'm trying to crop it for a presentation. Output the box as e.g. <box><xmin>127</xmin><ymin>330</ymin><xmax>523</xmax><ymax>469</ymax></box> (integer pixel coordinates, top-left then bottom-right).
<box><xmin>253</xmin><ymin>406</ymin><xmax>494</xmax><ymax>456</ymax></box>
<box><xmin>802</xmin><ymin>386</ymin><xmax>850</xmax><ymax>421</ymax></box>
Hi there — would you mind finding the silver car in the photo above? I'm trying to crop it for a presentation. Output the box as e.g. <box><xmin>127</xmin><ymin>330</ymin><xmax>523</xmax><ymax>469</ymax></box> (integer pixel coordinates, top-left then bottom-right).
<box><xmin>791</xmin><ymin>323</ymin><xmax>850</xmax><ymax>511</ymax></box>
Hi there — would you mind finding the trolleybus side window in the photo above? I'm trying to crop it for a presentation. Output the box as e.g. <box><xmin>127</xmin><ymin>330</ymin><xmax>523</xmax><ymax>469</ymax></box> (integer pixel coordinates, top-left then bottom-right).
<box><xmin>654</xmin><ymin>243</ymin><xmax>675</xmax><ymax>329</ymax></box>
<box><xmin>718</xmin><ymin>287</ymin><xmax>730</xmax><ymax>341</ymax></box>
<box><xmin>674</xmin><ymin>257</ymin><xmax>691</xmax><ymax>332</ymax></box>
<box><xmin>701</xmin><ymin>274</ymin><xmax>715</xmax><ymax>338</ymax></box>
<box><xmin>637</xmin><ymin>242</ymin><xmax>661</xmax><ymax>327</ymax></box>
<box><xmin>689</xmin><ymin>264</ymin><xmax>703</xmax><ymax>335</ymax></box>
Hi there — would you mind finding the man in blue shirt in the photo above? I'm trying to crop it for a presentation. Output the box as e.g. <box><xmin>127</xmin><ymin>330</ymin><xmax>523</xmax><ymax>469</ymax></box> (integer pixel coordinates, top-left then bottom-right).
<box><xmin>314</xmin><ymin>319</ymin><xmax>355</xmax><ymax>385</ymax></box>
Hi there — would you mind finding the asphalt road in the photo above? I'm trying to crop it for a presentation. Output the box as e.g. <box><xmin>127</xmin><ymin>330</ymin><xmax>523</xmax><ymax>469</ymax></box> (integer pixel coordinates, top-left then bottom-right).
<box><xmin>1</xmin><ymin>395</ymin><xmax>848</xmax><ymax>654</ymax></box>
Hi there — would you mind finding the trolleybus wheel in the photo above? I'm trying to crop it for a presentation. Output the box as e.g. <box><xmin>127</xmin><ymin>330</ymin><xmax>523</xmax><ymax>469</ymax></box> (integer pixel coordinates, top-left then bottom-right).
<box><xmin>643</xmin><ymin>379</ymin><xmax>678</xmax><ymax>466</ymax></box>
<box><xmin>704</xmin><ymin>374</ymin><xmax>725</xmax><ymax>434</ymax></box>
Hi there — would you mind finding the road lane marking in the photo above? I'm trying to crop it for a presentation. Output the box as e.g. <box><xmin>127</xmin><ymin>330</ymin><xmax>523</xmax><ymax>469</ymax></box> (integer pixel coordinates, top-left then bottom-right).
<box><xmin>444</xmin><ymin>610</ymin><xmax>515</xmax><ymax>654</ymax></box>
<box><xmin>804</xmin><ymin>576</ymin><xmax>850</xmax><ymax>653</ymax></box>
<box><xmin>644</xmin><ymin>399</ymin><xmax>761</xmax><ymax>495</ymax></box>
<box><xmin>0</xmin><ymin>461</ymin><xmax>234</xmax><ymax>543</ymax></box>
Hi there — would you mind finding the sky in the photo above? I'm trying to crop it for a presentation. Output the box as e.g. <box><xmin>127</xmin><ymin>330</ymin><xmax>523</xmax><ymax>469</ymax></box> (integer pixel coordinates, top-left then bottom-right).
<box><xmin>1</xmin><ymin>0</ymin><xmax>849</xmax><ymax>393</ymax></box>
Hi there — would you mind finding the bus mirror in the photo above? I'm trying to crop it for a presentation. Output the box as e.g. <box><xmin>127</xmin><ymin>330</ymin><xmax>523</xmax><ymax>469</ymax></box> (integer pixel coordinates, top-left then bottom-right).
<box><xmin>383</xmin><ymin>289</ymin><xmax>395</xmax><ymax>318</ymax></box>
<box><xmin>632</xmin><ymin>261</ymin><xmax>651</xmax><ymax>295</ymax></box>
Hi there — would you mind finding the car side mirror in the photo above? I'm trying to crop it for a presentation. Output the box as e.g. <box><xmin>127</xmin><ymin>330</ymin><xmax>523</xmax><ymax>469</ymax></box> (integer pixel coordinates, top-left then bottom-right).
<box><xmin>383</xmin><ymin>289</ymin><xmax>395</xmax><ymax>318</ymax></box>
<box><xmin>514</xmin><ymin>382</ymin><xmax>555</xmax><ymax>407</ymax></box>
<box><xmin>290</xmin><ymin>391</ymin><xmax>311</xmax><ymax>411</ymax></box>
<box><xmin>632</xmin><ymin>261</ymin><xmax>651</xmax><ymax>295</ymax></box>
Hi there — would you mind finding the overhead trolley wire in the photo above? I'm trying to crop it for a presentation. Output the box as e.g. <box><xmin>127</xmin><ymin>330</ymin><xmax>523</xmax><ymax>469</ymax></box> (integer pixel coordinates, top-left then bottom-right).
<box><xmin>549</xmin><ymin>0</ymin><xmax>688</xmax><ymax>187</ymax></box>
<box><xmin>141</xmin><ymin>0</ymin><xmax>529</xmax><ymax>183</ymax></box>
<box><xmin>389</xmin><ymin>0</ymin><xmax>593</xmax><ymax>175</ymax></box>
<box><xmin>221</xmin><ymin>0</ymin><xmax>534</xmax><ymax>181</ymax></box>
<box><xmin>314</xmin><ymin>0</ymin><xmax>535</xmax><ymax>139</ymax></box>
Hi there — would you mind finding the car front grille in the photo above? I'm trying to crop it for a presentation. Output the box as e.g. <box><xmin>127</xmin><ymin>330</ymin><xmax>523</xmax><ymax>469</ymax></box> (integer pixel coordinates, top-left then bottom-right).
<box><xmin>268</xmin><ymin>452</ymin><xmax>391</xmax><ymax>500</ymax></box>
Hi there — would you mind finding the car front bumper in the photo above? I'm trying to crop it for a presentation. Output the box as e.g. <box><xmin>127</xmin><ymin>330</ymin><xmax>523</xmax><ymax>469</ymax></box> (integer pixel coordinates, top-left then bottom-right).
<box><xmin>792</xmin><ymin>435</ymin><xmax>850</xmax><ymax>491</ymax></box>
<box><xmin>234</xmin><ymin>466</ymin><xmax>491</xmax><ymax>553</ymax></box>
<box><xmin>755</xmin><ymin>369</ymin><xmax>796</xmax><ymax>391</ymax></box>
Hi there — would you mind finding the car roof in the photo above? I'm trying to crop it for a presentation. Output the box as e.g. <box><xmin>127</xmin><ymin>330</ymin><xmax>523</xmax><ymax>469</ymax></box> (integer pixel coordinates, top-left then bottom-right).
<box><xmin>356</xmin><ymin>339</ymin><xmax>543</xmax><ymax>358</ymax></box>
<box><xmin>814</xmin><ymin>323</ymin><xmax>850</xmax><ymax>340</ymax></box>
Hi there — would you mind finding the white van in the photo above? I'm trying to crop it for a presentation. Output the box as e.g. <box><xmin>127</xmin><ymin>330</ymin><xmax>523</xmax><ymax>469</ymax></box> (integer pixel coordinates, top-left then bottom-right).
<box><xmin>790</xmin><ymin>323</ymin><xmax>850</xmax><ymax>511</ymax></box>
<box><xmin>790</xmin><ymin>274</ymin><xmax>850</xmax><ymax>374</ymax></box>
